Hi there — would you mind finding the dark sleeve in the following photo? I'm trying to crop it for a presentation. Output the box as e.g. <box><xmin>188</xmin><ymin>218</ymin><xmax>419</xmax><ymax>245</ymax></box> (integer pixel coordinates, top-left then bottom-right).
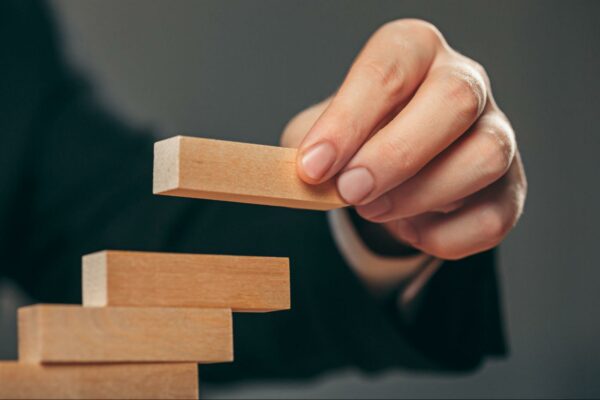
<box><xmin>0</xmin><ymin>0</ymin><xmax>506</xmax><ymax>383</ymax></box>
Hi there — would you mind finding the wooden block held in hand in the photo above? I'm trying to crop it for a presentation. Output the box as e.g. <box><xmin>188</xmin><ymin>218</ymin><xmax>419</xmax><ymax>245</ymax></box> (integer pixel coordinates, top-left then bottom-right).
<box><xmin>18</xmin><ymin>305</ymin><xmax>232</xmax><ymax>364</ymax></box>
<box><xmin>153</xmin><ymin>136</ymin><xmax>346</xmax><ymax>210</ymax></box>
<box><xmin>83</xmin><ymin>250</ymin><xmax>290</xmax><ymax>312</ymax></box>
<box><xmin>0</xmin><ymin>362</ymin><xmax>198</xmax><ymax>399</ymax></box>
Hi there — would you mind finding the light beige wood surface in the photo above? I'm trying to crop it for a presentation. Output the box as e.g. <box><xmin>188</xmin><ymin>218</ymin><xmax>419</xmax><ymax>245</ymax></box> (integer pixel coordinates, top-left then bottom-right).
<box><xmin>82</xmin><ymin>250</ymin><xmax>290</xmax><ymax>312</ymax></box>
<box><xmin>18</xmin><ymin>305</ymin><xmax>233</xmax><ymax>364</ymax></box>
<box><xmin>0</xmin><ymin>362</ymin><xmax>199</xmax><ymax>399</ymax></box>
<box><xmin>153</xmin><ymin>136</ymin><xmax>347</xmax><ymax>210</ymax></box>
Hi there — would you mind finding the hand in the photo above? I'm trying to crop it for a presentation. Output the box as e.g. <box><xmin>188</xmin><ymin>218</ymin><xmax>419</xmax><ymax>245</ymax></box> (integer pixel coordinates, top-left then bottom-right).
<box><xmin>282</xmin><ymin>19</ymin><xmax>527</xmax><ymax>260</ymax></box>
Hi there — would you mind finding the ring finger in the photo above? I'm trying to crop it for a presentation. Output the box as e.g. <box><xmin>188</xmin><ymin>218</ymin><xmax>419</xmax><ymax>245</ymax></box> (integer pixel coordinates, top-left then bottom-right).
<box><xmin>356</xmin><ymin>111</ymin><xmax>515</xmax><ymax>221</ymax></box>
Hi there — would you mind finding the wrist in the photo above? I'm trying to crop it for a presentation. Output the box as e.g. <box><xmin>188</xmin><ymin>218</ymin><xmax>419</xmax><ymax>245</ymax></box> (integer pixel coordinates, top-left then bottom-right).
<box><xmin>327</xmin><ymin>209</ymin><xmax>429</xmax><ymax>290</ymax></box>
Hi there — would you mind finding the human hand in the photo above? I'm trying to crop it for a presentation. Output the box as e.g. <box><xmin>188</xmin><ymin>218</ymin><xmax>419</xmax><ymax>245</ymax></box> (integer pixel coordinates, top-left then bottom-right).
<box><xmin>282</xmin><ymin>19</ymin><xmax>527</xmax><ymax>260</ymax></box>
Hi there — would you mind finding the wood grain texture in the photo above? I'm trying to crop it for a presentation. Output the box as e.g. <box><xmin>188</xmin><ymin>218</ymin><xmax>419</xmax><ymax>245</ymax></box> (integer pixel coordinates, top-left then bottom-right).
<box><xmin>0</xmin><ymin>362</ymin><xmax>199</xmax><ymax>399</ymax></box>
<box><xmin>153</xmin><ymin>136</ymin><xmax>347</xmax><ymax>210</ymax></box>
<box><xmin>18</xmin><ymin>305</ymin><xmax>233</xmax><ymax>364</ymax></box>
<box><xmin>82</xmin><ymin>250</ymin><xmax>290</xmax><ymax>312</ymax></box>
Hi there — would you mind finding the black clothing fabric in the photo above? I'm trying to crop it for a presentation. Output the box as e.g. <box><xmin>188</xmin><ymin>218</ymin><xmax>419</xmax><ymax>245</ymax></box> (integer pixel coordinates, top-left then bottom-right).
<box><xmin>0</xmin><ymin>0</ymin><xmax>506</xmax><ymax>383</ymax></box>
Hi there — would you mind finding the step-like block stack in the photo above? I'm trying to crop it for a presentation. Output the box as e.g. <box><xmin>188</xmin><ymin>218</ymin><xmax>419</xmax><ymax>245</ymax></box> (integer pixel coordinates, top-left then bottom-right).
<box><xmin>1</xmin><ymin>251</ymin><xmax>289</xmax><ymax>399</ymax></box>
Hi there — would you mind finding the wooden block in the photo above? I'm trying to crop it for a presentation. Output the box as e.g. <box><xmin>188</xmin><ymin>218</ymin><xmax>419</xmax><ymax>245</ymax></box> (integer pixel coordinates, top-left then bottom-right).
<box><xmin>153</xmin><ymin>136</ymin><xmax>347</xmax><ymax>210</ymax></box>
<box><xmin>18</xmin><ymin>305</ymin><xmax>232</xmax><ymax>364</ymax></box>
<box><xmin>83</xmin><ymin>250</ymin><xmax>290</xmax><ymax>312</ymax></box>
<box><xmin>0</xmin><ymin>362</ymin><xmax>198</xmax><ymax>399</ymax></box>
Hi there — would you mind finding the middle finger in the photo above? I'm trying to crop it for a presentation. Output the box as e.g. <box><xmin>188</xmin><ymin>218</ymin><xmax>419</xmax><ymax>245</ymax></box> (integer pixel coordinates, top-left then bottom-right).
<box><xmin>336</xmin><ymin>62</ymin><xmax>487</xmax><ymax>205</ymax></box>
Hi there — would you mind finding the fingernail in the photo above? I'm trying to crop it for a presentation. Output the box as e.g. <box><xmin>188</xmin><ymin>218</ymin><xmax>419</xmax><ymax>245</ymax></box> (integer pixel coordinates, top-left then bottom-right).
<box><xmin>300</xmin><ymin>142</ymin><xmax>337</xmax><ymax>180</ymax></box>
<box><xmin>357</xmin><ymin>195</ymin><xmax>392</xmax><ymax>219</ymax></box>
<box><xmin>337</xmin><ymin>167</ymin><xmax>375</xmax><ymax>204</ymax></box>
<box><xmin>396</xmin><ymin>219</ymin><xmax>419</xmax><ymax>245</ymax></box>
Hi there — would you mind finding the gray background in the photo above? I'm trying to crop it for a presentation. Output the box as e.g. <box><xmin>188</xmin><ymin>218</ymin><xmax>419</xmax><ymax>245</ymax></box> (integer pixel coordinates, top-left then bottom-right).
<box><xmin>1</xmin><ymin>0</ymin><xmax>598</xmax><ymax>398</ymax></box>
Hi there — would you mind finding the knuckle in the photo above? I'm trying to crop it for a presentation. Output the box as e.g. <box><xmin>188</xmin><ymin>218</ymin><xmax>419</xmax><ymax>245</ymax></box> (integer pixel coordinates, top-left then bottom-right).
<box><xmin>383</xmin><ymin>19</ymin><xmax>444</xmax><ymax>45</ymax></box>
<box><xmin>373</xmin><ymin>21</ymin><xmax>410</xmax><ymax>53</ymax></box>
<box><xmin>518</xmin><ymin>170</ymin><xmax>529</xmax><ymax>200</ymax></box>
<box><xmin>507</xmin><ymin>178</ymin><xmax>527</xmax><ymax>226</ymax></box>
<box><xmin>475</xmin><ymin>126</ymin><xmax>515</xmax><ymax>181</ymax></box>
<box><xmin>445</xmin><ymin>69</ymin><xmax>486</xmax><ymax>122</ymax></box>
<box><xmin>376</xmin><ymin>19</ymin><xmax>406</xmax><ymax>39</ymax></box>
<box><xmin>374</xmin><ymin>19</ymin><xmax>445</xmax><ymax>56</ymax></box>
<box><xmin>470</xmin><ymin>60</ymin><xmax>489</xmax><ymax>83</ymax></box>
<box><xmin>356</xmin><ymin>59</ymin><xmax>406</xmax><ymax>97</ymax></box>
<box><xmin>476</xmin><ymin>206</ymin><xmax>510</xmax><ymax>243</ymax></box>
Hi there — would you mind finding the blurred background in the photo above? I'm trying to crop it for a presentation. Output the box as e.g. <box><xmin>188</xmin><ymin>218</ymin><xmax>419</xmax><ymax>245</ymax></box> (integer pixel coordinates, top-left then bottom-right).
<box><xmin>1</xmin><ymin>0</ymin><xmax>599</xmax><ymax>398</ymax></box>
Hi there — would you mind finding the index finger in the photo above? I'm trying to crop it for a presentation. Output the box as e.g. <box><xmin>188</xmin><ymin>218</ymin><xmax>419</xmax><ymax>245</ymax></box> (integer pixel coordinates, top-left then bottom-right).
<box><xmin>296</xmin><ymin>20</ymin><xmax>442</xmax><ymax>184</ymax></box>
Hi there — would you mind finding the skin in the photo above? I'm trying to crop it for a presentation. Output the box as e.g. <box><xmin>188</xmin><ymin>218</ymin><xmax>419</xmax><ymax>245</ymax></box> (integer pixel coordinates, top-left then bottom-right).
<box><xmin>281</xmin><ymin>19</ymin><xmax>527</xmax><ymax>261</ymax></box>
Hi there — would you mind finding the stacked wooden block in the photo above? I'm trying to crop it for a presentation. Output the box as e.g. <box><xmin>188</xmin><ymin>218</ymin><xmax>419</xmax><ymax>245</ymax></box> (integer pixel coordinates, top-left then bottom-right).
<box><xmin>152</xmin><ymin>136</ymin><xmax>346</xmax><ymax>210</ymax></box>
<box><xmin>0</xmin><ymin>136</ymin><xmax>344</xmax><ymax>399</ymax></box>
<box><xmin>0</xmin><ymin>251</ymin><xmax>289</xmax><ymax>399</ymax></box>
